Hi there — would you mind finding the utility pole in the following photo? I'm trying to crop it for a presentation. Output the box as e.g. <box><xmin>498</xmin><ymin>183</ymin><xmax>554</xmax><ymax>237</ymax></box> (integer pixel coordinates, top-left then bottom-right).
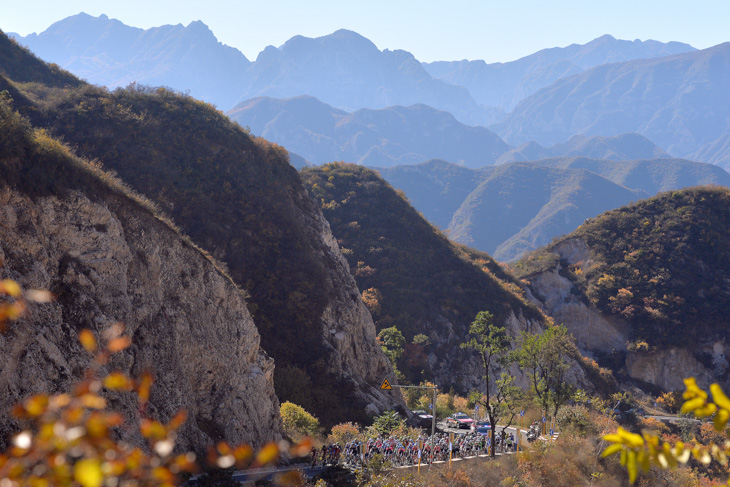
<box><xmin>380</xmin><ymin>379</ymin><xmax>437</xmax><ymax>466</ymax></box>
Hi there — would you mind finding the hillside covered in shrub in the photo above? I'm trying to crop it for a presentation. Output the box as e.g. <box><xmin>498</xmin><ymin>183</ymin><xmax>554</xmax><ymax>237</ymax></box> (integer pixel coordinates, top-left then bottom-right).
<box><xmin>301</xmin><ymin>162</ymin><xmax>547</xmax><ymax>387</ymax></box>
<box><xmin>516</xmin><ymin>186</ymin><xmax>730</xmax><ymax>349</ymax></box>
<box><xmin>0</xmin><ymin>30</ymin><xmax>401</xmax><ymax>426</ymax></box>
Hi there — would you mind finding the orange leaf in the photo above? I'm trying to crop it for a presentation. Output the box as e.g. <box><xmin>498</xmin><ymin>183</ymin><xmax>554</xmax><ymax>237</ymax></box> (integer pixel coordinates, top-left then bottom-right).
<box><xmin>255</xmin><ymin>442</ymin><xmax>280</xmax><ymax>466</ymax></box>
<box><xmin>103</xmin><ymin>372</ymin><xmax>133</xmax><ymax>391</ymax></box>
<box><xmin>79</xmin><ymin>329</ymin><xmax>97</xmax><ymax>353</ymax></box>
<box><xmin>80</xmin><ymin>394</ymin><xmax>107</xmax><ymax>409</ymax></box>
<box><xmin>107</xmin><ymin>336</ymin><xmax>132</xmax><ymax>353</ymax></box>
<box><xmin>137</xmin><ymin>372</ymin><xmax>154</xmax><ymax>403</ymax></box>
<box><xmin>24</xmin><ymin>395</ymin><xmax>49</xmax><ymax>417</ymax></box>
<box><xmin>168</xmin><ymin>410</ymin><xmax>187</xmax><ymax>430</ymax></box>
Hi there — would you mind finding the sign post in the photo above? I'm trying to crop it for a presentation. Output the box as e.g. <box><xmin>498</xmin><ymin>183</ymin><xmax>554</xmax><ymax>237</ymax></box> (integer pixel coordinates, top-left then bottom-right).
<box><xmin>380</xmin><ymin>378</ymin><xmax>437</xmax><ymax>466</ymax></box>
<box><xmin>417</xmin><ymin>438</ymin><xmax>423</xmax><ymax>474</ymax></box>
<box><xmin>448</xmin><ymin>432</ymin><xmax>453</xmax><ymax>468</ymax></box>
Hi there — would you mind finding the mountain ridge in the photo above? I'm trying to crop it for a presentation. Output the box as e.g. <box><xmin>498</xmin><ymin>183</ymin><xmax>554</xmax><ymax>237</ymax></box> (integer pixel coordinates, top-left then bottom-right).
<box><xmin>376</xmin><ymin>157</ymin><xmax>730</xmax><ymax>261</ymax></box>
<box><xmin>493</xmin><ymin>42</ymin><xmax>730</xmax><ymax>168</ymax></box>
<box><xmin>423</xmin><ymin>34</ymin><xmax>696</xmax><ymax>111</ymax></box>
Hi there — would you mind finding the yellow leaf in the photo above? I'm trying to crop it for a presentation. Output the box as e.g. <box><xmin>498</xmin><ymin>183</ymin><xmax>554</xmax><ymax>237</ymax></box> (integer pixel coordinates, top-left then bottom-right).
<box><xmin>602</xmin><ymin>443</ymin><xmax>624</xmax><ymax>458</ymax></box>
<box><xmin>711</xmin><ymin>383</ymin><xmax>730</xmax><ymax>411</ymax></box>
<box><xmin>255</xmin><ymin>442</ymin><xmax>280</xmax><ymax>465</ymax></box>
<box><xmin>637</xmin><ymin>451</ymin><xmax>651</xmax><ymax>472</ymax></box>
<box><xmin>80</xmin><ymin>394</ymin><xmax>107</xmax><ymax>409</ymax></box>
<box><xmin>79</xmin><ymin>329</ymin><xmax>97</xmax><ymax>353</ymax></box>
<box><xmin>681</xmin><ymin>397</ymin><xmax>706</xmax><ymax>414</ymax></box>
<box><xmin>615</xmin><ymin>427</ymin><xmax>644</xmax><ymax>448</ymax></box>
<box><xmin>103</xmin><ymin>372</ymin><xmax>133</xmax><ymax>391</ymax></box>
<box><xmin>74</xmin><ymin>458</ymin><xmax>103</xmax><ymax>487</ymax></box>
<box><xmin>0</xmin><ymin>279</ymin><xmax>21</xmax><ymax>298</ymax></box>
<box><xmin>714</xmin><ymin>409</ymin><xmax>729</xmax><ymax>431</ymax></box>
<box><xmin>626</xmin><ymin>450</ymin><xmax>638</xmax><ymax>484</ymax></box>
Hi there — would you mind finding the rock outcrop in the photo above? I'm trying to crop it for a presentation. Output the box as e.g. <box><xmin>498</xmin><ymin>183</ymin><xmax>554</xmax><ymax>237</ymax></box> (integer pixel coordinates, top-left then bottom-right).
<box><xmin>524</xmin><ymin>236</ymin><xmax>729</xmax><ymax>391</ymax></box>
<box><xmin>0</xmin><ymin>185</ymin><xmax>281</xmax><ymax>453</ymax></box>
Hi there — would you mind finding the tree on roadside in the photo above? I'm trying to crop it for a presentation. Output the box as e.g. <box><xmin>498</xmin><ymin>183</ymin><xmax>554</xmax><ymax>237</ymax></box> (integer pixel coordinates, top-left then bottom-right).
<box><xmin>516</xmin><ymin>324</ymin><xmax>576</xmax><ymax>419</ymax></box>
<box><xmin>377</xmin><ymin>326</ymin><xmax>406</xmax><ymax>379</ymax></box>
<box><xmin>461</xmin><ymin>311</ymin><xmax>521</xmax><ymax>457</ymax></box>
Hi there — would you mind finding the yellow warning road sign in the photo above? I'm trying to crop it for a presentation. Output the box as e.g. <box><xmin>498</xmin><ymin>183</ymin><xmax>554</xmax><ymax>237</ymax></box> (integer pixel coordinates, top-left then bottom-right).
<box><xmin>380</xmin><ymin>378</ymin><xmax>393</xmax><ymax>390</ymax></box>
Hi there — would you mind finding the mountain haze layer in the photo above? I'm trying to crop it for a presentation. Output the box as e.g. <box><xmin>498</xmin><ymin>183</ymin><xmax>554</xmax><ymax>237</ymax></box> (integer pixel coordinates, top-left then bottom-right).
<box><xmin>239</xmin><ymin>29</ymin><xmax>499</xmax><ymax>125</ymax></box>
<box><xmin>228</xmin><ymin>96</ymin><xmax>510</xmax><ymax>167</ymax></box>
<box><xmin>494</xmin><ymin>43</ymin><xmax>730</xmax><ymax>168</ymax></box>
<box><xmin>9</xmin><ymin>13</ymin><xmax>251</xmax><ymax>110</ymax></box>
<box><xmin>424</xmin><ymin>35</ymin><xmax>695</xmax><ymax>112</ymax></box>
<box><xmin>377</xmin><ymin>157</ymin><xmax>730</xmax><ymax>261</ymax></box>
<box><xmin>496</xmin><ymin>133</ymin><xmax>671</xmax><ymax>165</ymax></box>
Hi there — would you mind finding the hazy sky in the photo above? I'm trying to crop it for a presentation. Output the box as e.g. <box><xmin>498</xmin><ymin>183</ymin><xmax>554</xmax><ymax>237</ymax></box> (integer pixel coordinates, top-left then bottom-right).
<box><xmin>3</xmin><ymin>0</ymin><xmax>728</xmax><ymax>62</ymax></box>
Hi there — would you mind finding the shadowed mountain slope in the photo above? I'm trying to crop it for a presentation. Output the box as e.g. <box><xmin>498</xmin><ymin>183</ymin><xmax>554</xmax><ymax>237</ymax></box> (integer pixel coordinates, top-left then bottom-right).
<box><xmin>0</xmin><ymin>83</ymin><xmax>282</xmax><ymax>452</ymax></box>
<box><xmin>0</xmin><ymin>30</ymin><xmax>402</xmax><ymax>426</ymax></box>
<box><xmin>300</xmin><ymin>163</ymin><xmax>565</xmax><ymax>390</ymax></box>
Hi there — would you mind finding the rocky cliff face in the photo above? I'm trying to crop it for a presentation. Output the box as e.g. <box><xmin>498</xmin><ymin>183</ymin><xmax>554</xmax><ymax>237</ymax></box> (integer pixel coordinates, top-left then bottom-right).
<box><xmin>525</xmin><ymin>237</ymin><xmax>729</xmax><ymax>391</ymax></box>
<box><xmin>0</xmin><ymin>185</ymin><xmax>281</xmax><ymax>452</ymax></box>
<box><xmin>289</xmin><ymin>186</ymin><xmax>404</xmax><ymax>417</ymax></box>
<box><xmin>426</xmin><ymin>307</ymin><xmax>595</xmax><ymax>393</ymax></box>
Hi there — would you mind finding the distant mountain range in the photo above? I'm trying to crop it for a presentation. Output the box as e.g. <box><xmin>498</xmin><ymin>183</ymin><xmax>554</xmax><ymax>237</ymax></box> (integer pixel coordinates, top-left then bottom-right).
<box><xmin>8</xmin><ymin>13</ymin><xmax>251</xmax><ymax>110</ymax></box>
<box><xmin>228</xmin><ymin>96</ymin><xmax>509</xmax><ymax>167</ymax></box>
<box><xmin>493</xmin><ymin>43</ymin><xmax>730</xmax><ymax>169</ymax></box>
<box><xmin>9</xmin><ymin>13</ymin><xmax>703</xmax><ymax>132</ymax></box>
<box><xmin>229</xmin><ymin>95</ymin><xmax>675</xmax><ymax>168</ymax></box>
<box><xmin>496</xmin><ymin>133</ymin><xmax>671</xmax><ymax>164</ymax></box>
<box><xmin>423</xmin><ymin>35</ymin><xmax>695</xmax><ymax>112</ymax></box>
<box><xmin>236</xmin><ymin>29</ymin><xmax>499</xmax><ymax>126</ymax></box>
<box><xmin>377</xmin><ymin>158</ymin><xmax>730</xmax><ymax>261</ymax></box>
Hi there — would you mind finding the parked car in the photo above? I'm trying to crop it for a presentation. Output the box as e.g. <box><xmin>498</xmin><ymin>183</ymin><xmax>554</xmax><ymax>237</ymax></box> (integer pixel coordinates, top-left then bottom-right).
<box><xmin>410</xmin><ymin>409</ymin><xmax>433</xmax><ymax>428</ymax></box>
<box><xmin>471</xmin><ymin>420</ymin><xmax>491</xmax><ymax>431</ymax></box>
<box><xmin>473</xmin><ymin>424</ymin><xmax>491</xmax><ymax>437</ymax></box>
<box><xmin>446</xmin><ymin>412</ymin><xmax>474</xmax><ymax>429</ymax></box>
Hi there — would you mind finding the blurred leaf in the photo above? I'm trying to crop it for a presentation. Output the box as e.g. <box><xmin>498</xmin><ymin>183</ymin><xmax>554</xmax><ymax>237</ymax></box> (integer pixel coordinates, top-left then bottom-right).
<box><xmin>102</xmin><ymin>322</ymin><xmax>124</xmax><ymax>340</ymax></box>
<box><xmin>255</xmin><ymin>442</ymin><xmax>279</xmax><ymax>466</ymax></box>
<box><xmin>79</xmin><ymin>329</ymin><xmax>97</xmax><ymax>353</ymax></box>
<box><xmin>74</xmin><ymin>458</ymin><xmax>103</xmax><ymax>487</ymax></box>
<box><xmin>168</xmin><ymin>410</ymin><xmax>187</xmax><ymax>430</ymax></box>
<box><xmin>0</xmin><ymin>279</ymin><xmax>21</xmax><ymax>297</ymax></box>
<box><xmin>107</xmin><ymin>336</ymin><xmax>132</xmax><ymax>353</ymax></box>
<box><xmin>80</xmin><ymin>394</ymin><xmax>107</xmax><ymax>409</ymax></box>
<box><xmin>26</xmin><ymin>289</ymin><xmax>54</xmax><ymax>303</ymax></box>
<box><xmin>137</xmin><ymin>372</ymin><xmax>154</xmax><ymax>403</ymax></box>
<box><xmin>103</xmin><ymin>372</ymin><xmax>133</xmax><ymax>391</ymax></box>
<box><xmin>24</xmin><ymin>394</ymin><xmax>49</xmax><ymax>417</ymax></box>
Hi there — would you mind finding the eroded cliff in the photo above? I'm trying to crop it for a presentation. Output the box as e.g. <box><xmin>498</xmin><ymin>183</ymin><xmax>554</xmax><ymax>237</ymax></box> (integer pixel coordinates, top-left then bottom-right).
<box><xmin>0</xmin><ymin>101</ymin><xmax>281</xmax><ymax>452</ymax></box>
